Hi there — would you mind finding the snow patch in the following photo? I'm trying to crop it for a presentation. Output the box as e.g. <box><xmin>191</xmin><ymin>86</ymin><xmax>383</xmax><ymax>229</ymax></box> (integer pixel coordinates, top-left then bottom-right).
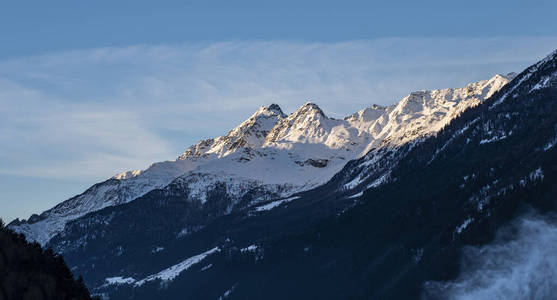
<box><xmin>479</xmin><ymin>134</ymin><xmax>508</xmax><ymax>145</ymax></box>
<box><xmin>348</xmin><ymin>191</ymin><xmax>363</xmax><ymax>199</ymax></box>
<box><xmin>241</xmin><ymin>245</ymin><xmax>259</xmax><ymax>253</ymax></box>
<box><xmin>218</xmin><ymin>285</ymin><xmax>237</xmax><ymax>300</ymax></box>
<box><xmin>151</xmin><ymin>246</ymin><xmax>164</xmax><ymax>253</ymax></box>
<box><xmin>367</xmin><ymin>172</ymin><xmax>390</xmax><ymax>189</ymax></box>
<box><xmin>544</xmin><ymin>126</ymin><xmax>557</xmax><ymax>151</ymax></box>
<box><xmin>529</xmin><ymin>76</ymin><xmax>552</xmax><ymax>92</ymax></box>
<box><xmin>254</xmin><ymin>196</ymin><xmax>300</xmax><ymax>212</ymax></box>
<box><xmin>529</xmin><ymin>167</ymin><xmax>544</xmax><ymax>181</ymax></box>
<box><xmin>455</xmin><ymin>218</ymin><xmax>474</xmax><ymax>234</ymax></box>
<box><xmin>104</xmin><ymin>276</ymin><xmax>136</xmax><ymax>286</ymax></box>
<box><xmin>135</xmin><ymin>247</ymin><xmax>220</xmax><ymax>287</ymax></box>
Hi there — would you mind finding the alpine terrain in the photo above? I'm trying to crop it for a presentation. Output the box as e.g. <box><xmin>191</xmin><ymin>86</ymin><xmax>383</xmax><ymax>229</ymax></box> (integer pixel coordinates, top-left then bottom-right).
<box><xmin>9</xmin><ymin>74</ymin><xmax>512</xmax><ymax>246</ymax></box>
<box><xmin>9</xmin><ymin>48</ymin><xmax>557</xmax><ymax>299</ymax></box>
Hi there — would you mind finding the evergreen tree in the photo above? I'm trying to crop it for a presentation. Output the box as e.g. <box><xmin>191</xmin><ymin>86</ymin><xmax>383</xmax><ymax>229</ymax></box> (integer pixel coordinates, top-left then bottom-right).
<box><xmin>0</xmin><ymin>218</ymin><xmax>99</xmax><ymax>300</ymax></box>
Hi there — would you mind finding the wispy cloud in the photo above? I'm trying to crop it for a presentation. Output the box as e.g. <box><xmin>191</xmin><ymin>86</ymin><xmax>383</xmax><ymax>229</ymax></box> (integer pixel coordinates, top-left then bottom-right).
<box><xmin>1</xmin><ymin>37</ymin><xmax>557</xmax><ymax>182</ymax></box>
<box><xmin>0</xmin><ymin>82</ymin><xmax>172</xmax><ymax>180</ymax></box>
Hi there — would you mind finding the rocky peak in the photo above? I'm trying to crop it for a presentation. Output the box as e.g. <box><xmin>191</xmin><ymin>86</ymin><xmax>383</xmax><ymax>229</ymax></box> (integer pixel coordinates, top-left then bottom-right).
<box><xmin>179</xmin><ymin>104</ymin><xmax>285</xmax><ymax>159</ymax></box>
<box><xmin>267</xmin><ymin>103</ymin><xmax>286</xmax><ymax>117</ymax></box>
<box><xmin>467</xmin><ymin>73</ymin><xmax>514</xmax><ymax>99</ymax></box>
<box><xmin>395</xmin><ymin>74</ymin><xmax>512</xmax><ymax>114</ymax></box>
<box><xmin>252</xmin><ymin>103</ymin><xmax>287</xmax><ymax>119</ymax></box>
<box><xmin>264</xmin><ymin>102</ymin><xmax>332</xmax><ymax>144</ymax></box>
<box><xmin>293</xmin><ymin>102</ymin><xmax>326</xmax><ymax>118</ymax></box>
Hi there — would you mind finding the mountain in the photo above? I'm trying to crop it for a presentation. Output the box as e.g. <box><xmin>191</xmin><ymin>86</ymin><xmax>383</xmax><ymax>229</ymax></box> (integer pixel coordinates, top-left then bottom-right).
<box><xmin>42</xmin><ymin>49</ymin><xmax>557</xmax><ymax>300</ymax></box>
<box><xmin>9</xmin><ymin>74</ymin><xmax>512</xmax><ymax>248</ymax></box>
<box><xmin>0</xmin><ymin>219</ymin><xmax>97</xmax><ymax>300</ymax></box>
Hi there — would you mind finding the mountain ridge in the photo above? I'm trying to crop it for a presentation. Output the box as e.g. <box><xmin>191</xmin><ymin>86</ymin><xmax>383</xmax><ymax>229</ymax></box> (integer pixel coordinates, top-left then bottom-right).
<box><xmin>9</xmin><ymin>73</ymin><xmax>513</xmax><ymax>246</ymax></box>
<box><xmin>79</xmin><ymin>48</ymin><xmax>557</xmax><ymax>300</ymax></box>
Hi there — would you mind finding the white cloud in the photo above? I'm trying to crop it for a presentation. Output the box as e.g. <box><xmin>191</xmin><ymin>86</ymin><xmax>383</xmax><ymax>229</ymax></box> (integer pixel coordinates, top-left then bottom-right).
<box><xmin>1</xmin><ymin>37</ymin><xmax>557</xmax><ymax>182</ymax></box>
<box><xmin>424</xmin><ymin>214</ymin><xmax>557</xmax><ymax>300</ymax></box>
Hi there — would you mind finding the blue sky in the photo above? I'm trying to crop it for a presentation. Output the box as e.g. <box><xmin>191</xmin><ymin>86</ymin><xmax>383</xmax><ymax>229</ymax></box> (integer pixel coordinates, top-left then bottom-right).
<box><xmin>1</xmin><ymin>1</ymin><xmax>557</xmax><ymax>222</ymax></box>
<box><xmin>1</xmin><ymin>0</ymin><xmax>557</xmax><ymax>59</ymax></box>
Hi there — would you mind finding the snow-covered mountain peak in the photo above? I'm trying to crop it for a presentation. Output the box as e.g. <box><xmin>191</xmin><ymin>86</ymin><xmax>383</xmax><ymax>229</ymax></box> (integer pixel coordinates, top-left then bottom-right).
<box><xmin>395</xmin><ymin>74</ymin><xmax>511</xmax><ymax>113</ymax></box>
<box><xmin>10</xmin><ymin>74</ymin><xmax>513</xmax><ymax>246</ymax></box>
<box><xmin>252</xmin><ymin>103</ymin><xmax>287</xmax><ymax>119</ymax></box>
<box><xmin>295</xmin><ymin>102</ymin><xmax>326</xmax><ymax>117</ymax></box>
<box><xmin>469</xmin><ymin>73</ymin><xmax>515</xmax><ymax>98</ymax></box>
<box><xmin>111</xmin><ymin>74</ymin><xmax>515</xmax><ymax>197</ymax></box>
<box><xmin>264</xmin><ymin>102</ymin><xmax>334</xmax><ymax>144</ymax></box>
<box><xmin>353</xmin><ymin>73</ymin><xmax>514</xmax><ymax>150</ymax></box>
<box><xmin>266</xmin><ymin>103</ymin><xmax>286</xmax><ymax>116</ymax></box>
<box><xmin>178</xmin><ymin>104</ymin><xmax>286</xmax><ymax>160</ymax></box>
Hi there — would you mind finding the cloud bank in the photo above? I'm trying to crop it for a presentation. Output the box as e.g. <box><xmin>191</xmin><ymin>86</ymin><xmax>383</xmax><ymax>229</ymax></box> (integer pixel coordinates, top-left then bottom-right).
<box><xmin>424</xmin><ymin>213</ymin><xmax>557</xmax><ymax>300</ymax></box>
<box><xmin>2</xmin><ymin>37</ymin><xmax>557</xmax><ymax>183</ymax></box>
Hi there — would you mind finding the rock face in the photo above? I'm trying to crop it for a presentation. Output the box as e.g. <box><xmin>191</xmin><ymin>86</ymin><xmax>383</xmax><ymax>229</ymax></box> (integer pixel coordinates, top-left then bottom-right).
<box><xmin>0</xmin><ymin>220</ymin><xmax>96</xmax><ymax>300</ymax></box>
<box><xmin>9</xmin><ymin>73</ymin><xmax>513</xmax><ymax>247</ymax></box>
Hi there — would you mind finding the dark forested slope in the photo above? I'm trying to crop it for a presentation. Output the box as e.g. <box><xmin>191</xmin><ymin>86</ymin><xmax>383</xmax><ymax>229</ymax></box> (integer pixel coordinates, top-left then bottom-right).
<box><xmin>0</xmin><ymin>219</ymin><xmax>96</xmax><ymax>300</ymax></box>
